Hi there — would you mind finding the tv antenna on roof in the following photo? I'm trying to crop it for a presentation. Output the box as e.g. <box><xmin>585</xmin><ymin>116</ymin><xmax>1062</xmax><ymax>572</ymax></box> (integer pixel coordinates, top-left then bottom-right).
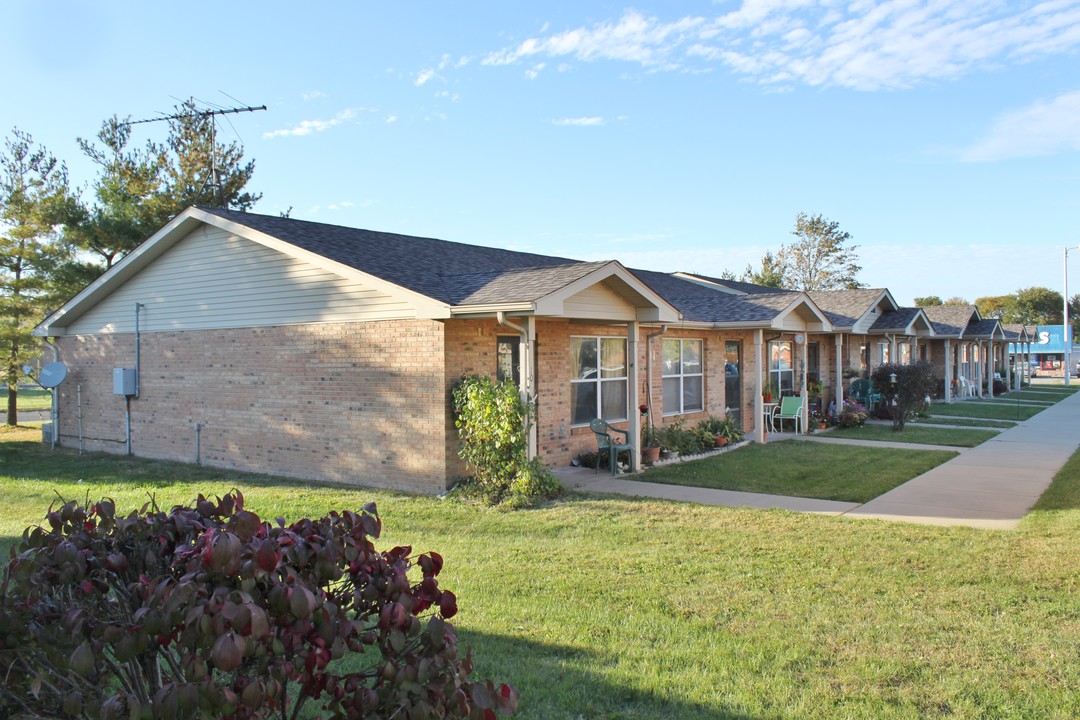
<box><xmin>120</xmin><ymin>99</ymin><xmax>266</xmax><ymax>210</ymax></box>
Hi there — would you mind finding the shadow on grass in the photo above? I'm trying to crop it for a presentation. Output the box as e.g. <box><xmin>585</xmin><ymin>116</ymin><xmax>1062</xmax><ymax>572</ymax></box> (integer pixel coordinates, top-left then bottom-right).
<box><xmin>458</xmin><ymin>628</ymin><xmax>760</xmax><ymax>720</ymax></box>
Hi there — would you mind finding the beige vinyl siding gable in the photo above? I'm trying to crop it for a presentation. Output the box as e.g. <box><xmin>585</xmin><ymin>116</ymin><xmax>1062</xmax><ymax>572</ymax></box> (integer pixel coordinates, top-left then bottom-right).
<box><xmin>65</xmin><ymin>226</ymin><xmax>418</xmax><ymax>334</ymax></box>
<box><xmin>561</xmin><ymin>282</ymin><xmax>637</xmax><ymax>321</ymax></box>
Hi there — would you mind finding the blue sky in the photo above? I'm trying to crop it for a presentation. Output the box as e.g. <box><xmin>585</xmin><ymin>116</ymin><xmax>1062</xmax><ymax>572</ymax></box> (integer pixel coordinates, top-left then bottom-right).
<box><xmin>6</xmin><ymin>1</ymin><xmax>1080</xmax><ymax>305</ymax></box>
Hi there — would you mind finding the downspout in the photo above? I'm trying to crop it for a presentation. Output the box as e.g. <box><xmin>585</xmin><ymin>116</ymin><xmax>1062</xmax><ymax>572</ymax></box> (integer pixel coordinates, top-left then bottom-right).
<box><xmin>642</xmin><ymin>325</ymin><xmax>669</xmax><ymax>426</ymax></box>
<box><xmin>134</xmin><ymin>302</ymin><xmax>145</xmax><ymax>397</ymax></box>
<box><xmin>44</xmin><ymin>337</ymin><xmax>59</xmax><ymax>450</ymax></box>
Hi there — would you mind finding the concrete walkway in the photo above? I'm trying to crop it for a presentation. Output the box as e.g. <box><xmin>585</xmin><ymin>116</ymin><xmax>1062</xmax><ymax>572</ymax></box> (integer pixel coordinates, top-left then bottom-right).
<box><xmin>845</xmin><ymin>391</ymin><xmax>1080</xmax><ymax>529</ymax></box>
<box><xmin>562</xmin><ymin>390</ymin><xmax>1080</xmax><ymax>530</ymax></box>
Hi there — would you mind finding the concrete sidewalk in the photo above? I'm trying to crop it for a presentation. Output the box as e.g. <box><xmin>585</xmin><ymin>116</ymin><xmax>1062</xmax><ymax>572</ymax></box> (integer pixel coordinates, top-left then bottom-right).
<box><xmin>845</xmin><ymin>391</ymin><xmax>1080</xmax><ymax>529</ymax></box>
<box><xmin>562</xmin><ymin>391</ymin><xmax>1080</xmax><ymax>530</ymax></box>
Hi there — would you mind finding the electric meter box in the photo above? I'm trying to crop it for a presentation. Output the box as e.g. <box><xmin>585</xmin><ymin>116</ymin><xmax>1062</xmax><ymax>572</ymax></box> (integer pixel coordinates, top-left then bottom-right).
<box><xmin>113</xmin><ymin>367</ymin><xmax>137</xmax><ymax>396</ymax></box>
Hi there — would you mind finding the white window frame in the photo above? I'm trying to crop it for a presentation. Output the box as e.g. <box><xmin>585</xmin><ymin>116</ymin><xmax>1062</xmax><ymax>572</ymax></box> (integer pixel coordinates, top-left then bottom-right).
<box><xmin>662</xmin><ymin>338</ymin><xmax>704</xmax><ymax>415</ymax></box>
<box><xmin>570</xmin><ymin>336</ymin><xmax>628</xmax><ymax>426</ymax></box>
<box><xmin>769</xmin><ymin>340</ymin><xmax>795</xmax><ymax>395</ymax></box>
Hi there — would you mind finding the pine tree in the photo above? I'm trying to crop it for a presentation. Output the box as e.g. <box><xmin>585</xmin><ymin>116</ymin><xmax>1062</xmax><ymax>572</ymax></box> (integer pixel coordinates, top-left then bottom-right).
<box><xmin>0</xmin><ymin>129</ymin><xmax>76</xmax><ymax>425</ymax></box>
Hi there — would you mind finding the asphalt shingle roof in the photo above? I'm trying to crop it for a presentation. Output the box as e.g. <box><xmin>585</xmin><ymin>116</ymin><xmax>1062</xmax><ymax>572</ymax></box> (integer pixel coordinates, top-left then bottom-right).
<box><xmin>806</xmin><ymin>289</ymin><xmax>887</xmax><ymax>327</ymax></box>
<box><xmin>199</xmin><ymin>208</ymin><xmax>815</xmax><ymax>326</ymax></box>
<box><xmin>676</xmin><ymin>273</ymin><xmax>793</xmax><ymax>296</ymax></box>
<box><xmin>923</xmin><ymin>305</ymin><xmax>979</xmax><ymax>337</ymax></box>
<box><xmin>966</xmin><ymin>318</ymin><xmax>1002</xmax><ymax>339</ymax></box>
<box><xmin>870</xmin><ymin>307</ymin><xmax>922</xmax><ymax>332</ymax></box>
<box><xmin>200</xmin><ymin>207</ymin><xmax>599</xmax><ymax>306</ymax></box>
<box><xmin>1000</xmin><ymin>323</ymin><xmax>1027</xmax><ymax>341</ymax></box>
<box><xmin>633</xmin><ymin>270</ymin><xmax>800</xmax><ymax>323</ymax></box>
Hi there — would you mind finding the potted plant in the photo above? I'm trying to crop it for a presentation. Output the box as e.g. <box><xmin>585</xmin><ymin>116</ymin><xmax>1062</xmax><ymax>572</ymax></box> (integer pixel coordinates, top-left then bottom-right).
<box><xmin>717</xmin><ymin>416</ymin><xmax>744</xmax><ymax>445</ymax></box>
<box><xmin>700</xmin><ymin>415</ymin><xmax>743</xmax><ymax>446</ymax></box>
<box><xmin>810</xmin><ymin>408</ymin><xmax>827</xmax><ymax>429</ymax></box>
<box><xmin>641</xmin><ymin>423</ymin><xmax>662</xmax><ymax>464</ymax></box>
<box><xmin>696</xmin><ymin>416</ymin><xmax>725</xmax><ymax>447</ymax></box>
<box><xmin>762</xmin><ymin>380</ymin><xmax>777</xmax><ymax>404</ymax></box>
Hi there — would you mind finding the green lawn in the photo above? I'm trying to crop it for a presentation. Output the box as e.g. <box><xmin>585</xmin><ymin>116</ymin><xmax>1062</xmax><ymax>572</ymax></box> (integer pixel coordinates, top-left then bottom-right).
<box><xmin>929</xmin><ymin>401</ymin><xmax>1046</xmax><ymax>421</ymax></box>
<box><xmin>2</xmin><ymin>426</ymin><xmax>1078</xmax><ymax>719</ymax></box>
<box><xmin>3</xmin><ymin>387</ymin><xmax>51</xmax><ymax>412</ymax></box>
<box><xmin>911</xmin><ymin>416</ymin><xmax>1016</xmax><ymax>429</ymax></box>
<box><xmin>826</xmin><ymin>423</ymin><xmax>999</xmax><ymax>448</ymax></box>
<box><xmin>635</xmin><ymin>441</ymin><xmax>956</xmax><ymax>503</ymax></box>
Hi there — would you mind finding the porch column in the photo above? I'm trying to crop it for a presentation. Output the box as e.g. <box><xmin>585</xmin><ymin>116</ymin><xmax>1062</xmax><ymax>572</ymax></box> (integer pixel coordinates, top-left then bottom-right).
<box><xmin>800</xmin><ymin>335</ymin><xmax>809</xmax><ymax>433</ymax></box>
<box><xmin>889</xmin><ymin>335</ymin><xmax>897</xmax><ymax>364</ymax></box>
<box><xmin>1002</xmin><ymin>343</ymin><xmax>1010</xmax><ymax>390</ymax></box>
<box><xmin>524</xmin><ymin>316</ymin><xmax>538</xmax><ymax>459</ymax></box>
<box><xmin>980</xmin><ymin>338</ymin><xmax>989</xmax><ymax>397</ymax></box>
<box><xmin>944</xmin><ymin>339</ymin><xmax>953</xmax><ymax>403</ymax></box>
<box><xmin>987</xmin><ymin>339</ymin><xmax>994</xmax><ymax>398</ymax></box>
<box><xmin>834</xmin><ymin>334</ymin><xmax>844</xmax><ymax>412</ymax></box>
<box><xmin>754</xmin><ymin>329</ymin><xmax>764</xmax><ymax>443</ymax></box>
<box><xmin>627</xmin><ymin>321</ymin><xmax>640</xmax><ymax>472</ymax></box>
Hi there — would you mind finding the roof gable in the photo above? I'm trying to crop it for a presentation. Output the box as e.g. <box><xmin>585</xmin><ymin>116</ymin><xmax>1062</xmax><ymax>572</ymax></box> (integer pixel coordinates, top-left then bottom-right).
<box><xmin>923</xmin><ymin>305</ymin><xmax>981</xmax><ymax>338</ymax></box>
<box><xmin>37</xmin><ymin>207</ymin><xmax>681</xmax><ymax>334</ymax></box>
<box><xmin>870</xmin><ymin>307</ymin><xmax>936</xmax><ymax>337</ymax></box>
<box><xmin>807</xmin><ymin>289</ymin><xmax>896</xmax><ymax>331</ymax></box>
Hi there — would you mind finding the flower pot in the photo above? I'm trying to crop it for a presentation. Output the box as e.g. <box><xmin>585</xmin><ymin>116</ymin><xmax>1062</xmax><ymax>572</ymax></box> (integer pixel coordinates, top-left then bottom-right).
<box><xmin>763</xmin><ymin>394</ymin><xmax>773</xmax><ymax>403</ymax></box>
<box><xmin>642</xmin><ymin>446</ymin><xmax>661</xmax><ymax>464</ymax></box>
<box><xmin>818</xmin><ymin>422</ymin><xmax>827</xmax><ymax>429</ymax></box>
<box><xmin>715</xmin><ymin>435</ymin><xmax>728</xmax><ymax>447</ymax></box>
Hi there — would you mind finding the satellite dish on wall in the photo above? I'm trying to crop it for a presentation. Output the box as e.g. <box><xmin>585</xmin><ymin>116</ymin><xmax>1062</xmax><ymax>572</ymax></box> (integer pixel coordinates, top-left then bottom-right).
<box><xmin>37</xmin><ymin>362</ymin><xmax>68</xmax><ymax>389</ymax></box>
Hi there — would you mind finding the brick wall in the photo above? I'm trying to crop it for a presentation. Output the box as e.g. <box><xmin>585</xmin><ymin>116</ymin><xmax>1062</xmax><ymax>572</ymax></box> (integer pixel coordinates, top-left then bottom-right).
<box><xmin>54</xmin><ymin>320</ymin><xmax>451</xmax><ymax>494</ymax></box>
<box><xmin>535</xmin><ymin>325</ymin><xmax>762</xmax><ymax>468</ymax></box>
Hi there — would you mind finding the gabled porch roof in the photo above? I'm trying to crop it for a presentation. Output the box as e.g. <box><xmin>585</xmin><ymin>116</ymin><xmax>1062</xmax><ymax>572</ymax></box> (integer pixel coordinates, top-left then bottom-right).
<box><xmin>870</xmin><ymin>307</ymin><xmax>936</xmax><ymax>337</ymax></box>
<box><xmin>633</xmin><ymin>270</ymin><xmax>831</xmax><ymax>331</ymax></box>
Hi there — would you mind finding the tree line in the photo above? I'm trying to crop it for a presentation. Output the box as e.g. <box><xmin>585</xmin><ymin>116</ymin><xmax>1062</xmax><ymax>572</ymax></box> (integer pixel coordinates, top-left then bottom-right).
<box><xmin>914</xmin><ymin>289</ymin><xmax>1080</xmax><ymax>328</ymax></box>
<box><xmin>1</xmin><ymin>100</ymin><xmax>260</xmax><ymax>425</ymax></box>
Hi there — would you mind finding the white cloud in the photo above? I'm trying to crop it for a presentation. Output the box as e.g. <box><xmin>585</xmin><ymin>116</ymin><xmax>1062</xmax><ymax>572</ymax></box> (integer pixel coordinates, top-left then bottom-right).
<box><xmin>301</xmin><ymin>90</ymin><xmax>327</xmax><ymax>101</ymax></box>
<box><xmin>415</xmin><ymin>68</ymin><xmax>438</xmax><ymax>86</ymax></box>
<box><xmin>960</xmin><ymin>90</ymin><xmax>1080</xmax><ymax>162</ymax></box>
<box><xmin>482</xmin><ymin>3</ymin><xmax>1080</xmax><ymax>91</ymax></box>
<box><xmin>483</xmin><ymin>10</ymin><xmax>705</xmax><ymax>68</ymax></box>
<box><xmin>385</xmin><ymin>114</ymin><xmax>398</xmax><ymax>124</ymax></box>
<box><xmin>525</xmin><ymin>62</ymin><xmax>546</xmax><ymax>79</ymax></box>
<box><xmin>262</xmin><ymin>109</ymin><xmax>358</xmax><ymax>139</ymax></box>
<box><xmin>551</xmin><ymin>116</ymin><xmax>606</xmax><ymax>126</ymax></box>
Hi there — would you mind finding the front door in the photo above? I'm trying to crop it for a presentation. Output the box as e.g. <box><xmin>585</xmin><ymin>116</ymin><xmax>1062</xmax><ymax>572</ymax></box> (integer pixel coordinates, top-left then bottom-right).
<box><xmin>725</xmin><ymin>340</ymin><xmax>742</xmax><ymax>425</ymax></box>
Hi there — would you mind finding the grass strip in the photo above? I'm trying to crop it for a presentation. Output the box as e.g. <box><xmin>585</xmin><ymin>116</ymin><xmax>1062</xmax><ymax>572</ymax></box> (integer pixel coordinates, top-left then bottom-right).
<box><xmin>910</xmin><ymin>417</ymin><xmax>1015</xmax><ymax>429</ymax></box>
<box><xmin>929</xmin><ymin>402</ymin><xmax>1045</xmax><ymax>421</ymax></box>
<box><xmin>633</xmin><ymin>440</ymin><xmax>956</xmax><ymax>503</ymax></box>
<box><xmin>3</xmin><ymin>387</ymin><xmax>52</xmax><ymax>412</ymax></box>
<box><xmin>826</xmin><ymin>424</ymin><xmax>998</xmax><ymax>448</ymax></box>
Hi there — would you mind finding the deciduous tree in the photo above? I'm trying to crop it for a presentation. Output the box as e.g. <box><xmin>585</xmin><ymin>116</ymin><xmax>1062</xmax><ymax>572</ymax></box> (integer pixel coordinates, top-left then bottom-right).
<box><xmin>913</xmin><ymin>295</ymin><xmax>943</xmax><ymax>307</ymax></box>
<box><xmin>776</xmin><ymin>212</ymin><xmax>863</xmax><ymax>291</ymax></box>
<box><xmin>1005</xmin><ymin>286</ymin><xmax>1062</xmax><ymax>325</ymax></box>
<box><xmin>975</xmin><ymin>295</ymin><xmax>1013</xmax><ymax>319</ymax></box>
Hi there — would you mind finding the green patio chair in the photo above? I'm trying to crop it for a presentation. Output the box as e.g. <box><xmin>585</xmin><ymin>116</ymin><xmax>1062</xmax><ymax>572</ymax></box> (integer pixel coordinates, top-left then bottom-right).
<box><xmin>849</xmin><ymin>379</ymin><xmax>881</xmax><ymax>410</ymax></box>
<box><xmin>589</xmin><ymin>418</ymin><xmax>633</xmax><ymax>475</ymax></box>
<box><xmin>774</xmin><ymin>395</ymin><xmax>804</xmax><ymax>434</ymax></box>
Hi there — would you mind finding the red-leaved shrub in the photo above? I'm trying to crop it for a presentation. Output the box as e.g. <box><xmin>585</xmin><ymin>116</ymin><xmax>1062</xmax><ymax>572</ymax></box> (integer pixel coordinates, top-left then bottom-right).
<box><xmin>0</xmin><ymin>491</ymin><xmax>517</xmax><ymax>719</ymax></box>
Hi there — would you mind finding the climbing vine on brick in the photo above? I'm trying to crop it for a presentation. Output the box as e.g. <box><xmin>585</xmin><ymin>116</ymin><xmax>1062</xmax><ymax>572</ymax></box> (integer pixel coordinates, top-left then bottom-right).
<box><xmin>451</xmin><ymin>374</ymin><xmax>560</xmax><ymax>506</ymax></box>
